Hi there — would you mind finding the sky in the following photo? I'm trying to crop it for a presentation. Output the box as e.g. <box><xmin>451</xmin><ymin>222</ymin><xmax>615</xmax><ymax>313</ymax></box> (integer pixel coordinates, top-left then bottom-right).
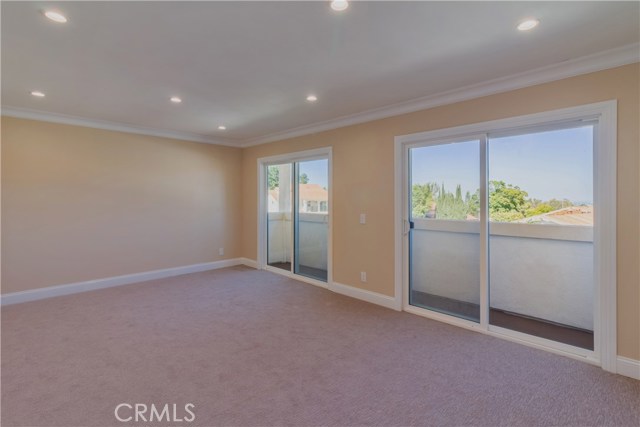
<box><xmin>411</xmin><ymin>125</ymin><xmax>594</xmax><ymax>204</ymax></box>
<box><xmin>298</xmin><ymin>159</ymin><xmax>329</xmax><ymax>188</ymax></box>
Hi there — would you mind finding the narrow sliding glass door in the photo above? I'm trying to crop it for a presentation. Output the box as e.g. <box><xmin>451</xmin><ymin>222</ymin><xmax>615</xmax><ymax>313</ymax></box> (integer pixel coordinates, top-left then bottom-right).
<box><xmin>294</xmin><ymin>159</ymin><xmax>329</xmax><ymax>281</ymax></box>
<box><xmin>409</xmin><ymin>139</ymin><xmax>481</xmax><ymax>322</ymax></box>
<box><xmin>267</xmin><ymin>163</ymin><xmax>293</xmax><ymax>272</ymax></box>
<box><xmin>265</xmin><ymin>155</ymin><xmax>329</xmax><ymax>283</ymax></box>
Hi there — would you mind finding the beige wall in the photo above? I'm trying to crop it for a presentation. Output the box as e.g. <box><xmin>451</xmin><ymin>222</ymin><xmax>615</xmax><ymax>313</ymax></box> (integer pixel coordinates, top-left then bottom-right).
<box><xmin>1</xmin><ymin>64</ymin><xmax>638</xmax><ymax>360</ymax></box>
<box><xmin>1</xmin><ymin>117</ymin><xmax>243</xmax><ymax>293</ymax></box>
<box><xmin>241</xmin><ymin>64</ymin><xmax>639</xmax><ymax>360</ymax></box>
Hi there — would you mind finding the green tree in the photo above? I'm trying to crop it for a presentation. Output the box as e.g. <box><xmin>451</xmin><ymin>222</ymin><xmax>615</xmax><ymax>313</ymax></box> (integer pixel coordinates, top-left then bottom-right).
<box><xmin>546</xmin><ymin>198</ymin><xmax>573</xmax><ymax>211</ymax></box>
<box><xmin>488</xmin><ymin>180</ymin><xmax>530</xmax><ymax>221</ymax></box>
<box><xmin>268</xmin><ymin>167</ymin><xmax>279</xmax><ymax>190</ymax></box>
<box><xmin>525</xmin><ymin>203</ymin><xmax>554</xmax><ymax>217</ymax></box>
<box><xmin>467</xmin><ymin>190</ymin><xmax>479</xmax><ymax>218</ymax></box>
<box><xmin>411</xmin><ymin>183</ymin><xmax>437</xmax><ymax>218</ymax></box>
<box><xmin>269</xmin><ymin>169</ymin><xmax>309</xmax><ymax>189</ymax></box>
<box><xmin>435</xmin><ymin>183</ymin><xmax>468</xmax><ymax>220</ymax></box>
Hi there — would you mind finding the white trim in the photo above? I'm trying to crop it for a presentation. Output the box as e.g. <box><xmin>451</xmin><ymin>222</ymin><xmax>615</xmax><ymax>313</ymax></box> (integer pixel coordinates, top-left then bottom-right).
<box><xmin>616</xmin><ymin>357</ymin><xmax>640</xmax><ymax>380</ymax></box>
<box><xmin>257</xmin><ymin>147</ymin><xmax>333</xmax><ymax>284</ymax></box>
<box><xmin>241</xmin><ymin>43</ymin><xmax>638</xmax><ymax>147</ymax></box>
<box><xmin>0</xmin><ymin>258</ymin><xmax>245</xmax><ymax>306</ymax></box>
<box><xmin>1</xmin><ymin>106</ymin><xmax>239</xmax><ymax>147</ymax></box>
<box><xmin>264</xmin><ymin>265</ymin><xmax>329</xmax><ymax>289</ymax></box>
<box><xmin>393</xmin><ymin>137</ymin><xmax>404</xmax><ymax>311</ymax></box>
<box><xmin>330</xmin><ymin>281</ymin><xmax>400</xmax><ymax>311</ymax></box>
<box><xmin>257</xmin><ymin>161</ymin><xmax>268</xmax><ymax>270</ymax></box>
<box><xmin>239</xmin><ymin>258</ymin><xmax>258</xmax><ymax>269</ymax></box>
<box><xmin>404</xmin><ymin>305</ymin><xmax>484</xmax><ymax>331</ymax></box>
<box><xmin>4</xmin><ymin>44</ymin><xmax>635</xmax><ymax>149</ymax></box>
<box><xmin>488</xmin><ymin>324</ymin><xmax>595</xmax><ymax>360</ymax></box>
<box><xmin>327</xmin><ymin>150</ymin><xmax>334</xmax><ymax>287</ymax></box>
<box><xmin>405</xmin><ymin>304</ymin><xmax>600</xmax><ymax>366</ymax></box>
<box><xmin>594</xmin><ymin>101</ymin><xmax>618</xmax><ymax>373</ymax></box>
<box><xmin>395</xmin><ymin>101</ymin><xmax>614</xmax><ymax>145</ymax></box>
<box><xmin>394</xmin><ymin>100</ymin><xmax>617</xmax><ymax>373</ymax></box>
<box><xmin>258</xmin><ymin>147</ymin><xmax>333</xmax><ymax>165</ymax></box>
<box><xmin>479</xmin><ymin>136</ymin><xmax>489</xmax><ymax>329</ymax></box>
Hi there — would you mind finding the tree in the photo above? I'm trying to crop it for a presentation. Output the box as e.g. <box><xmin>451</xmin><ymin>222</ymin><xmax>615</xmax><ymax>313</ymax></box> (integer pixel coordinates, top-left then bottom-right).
<box><xmin>411</xmin><ymin>183</ymin><xmax>437</xmax><ymax>218</ymax></box>
<box><xmin>467</xmin><ymin>190</ymin><xmax>479</xmax><ymax>218</ymax></box>
<box><xmin>546</xmin><ymin>198</ymin><xmax>573</xmax><ymax>211</ymax></box>
<box><xmin>488</xmin><ymin>180</ymin><xmax>530</xmax><ymax>221</ymax></box>
<box><xmin>525</xmin><ymin>203</ymin><xmax>554</xmax><ymax>217</ymax></box>
<box><xmin>269</xmin><ymin>169</ymin><xmax>309</xmax><ymax>188</ymax></box>
<box><xmin>436</xmin><ymin>183</ymin><xmax>468</xmax><ymax>220</ymax></box>
<box><xmin>268</xmin><ymin>167</ymin><xmax>279</xmax><ymax>190</ymax></box>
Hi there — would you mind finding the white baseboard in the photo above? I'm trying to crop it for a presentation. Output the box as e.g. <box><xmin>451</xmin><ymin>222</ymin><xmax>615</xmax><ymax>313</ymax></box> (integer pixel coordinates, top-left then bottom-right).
<box><xmin>329</xmin><ymin>281</ymin><xmax>401</xmax><ymax>311</ymax></box>
<box><xmin>239</xmin><ymin>258</ymin><xmax>258</xmax><ymax>269</ymax></box>
<box><xmin>617</xmin><ymin>356</ymin><xmax>640</xmax><ymax>380</ymax></box>
<box><xmin>1</xmin><ymin>258</ymin><xmax>246</xmax><ymax>306</ymax></box>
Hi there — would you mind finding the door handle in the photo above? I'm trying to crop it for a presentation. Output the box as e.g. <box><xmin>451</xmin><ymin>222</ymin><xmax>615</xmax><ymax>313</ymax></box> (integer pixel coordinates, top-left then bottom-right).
<box><xmin>403</xmin><ymin>220</ymin><xmax>414</xmax><ymax>236</ymax></box>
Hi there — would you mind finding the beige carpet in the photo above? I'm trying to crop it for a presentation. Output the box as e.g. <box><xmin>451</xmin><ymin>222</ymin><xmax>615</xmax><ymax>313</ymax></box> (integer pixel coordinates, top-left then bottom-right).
<box><xmin>2</xmin><ymin>266</ymin><xmax>639</xmax><ymax>426</ymax></box>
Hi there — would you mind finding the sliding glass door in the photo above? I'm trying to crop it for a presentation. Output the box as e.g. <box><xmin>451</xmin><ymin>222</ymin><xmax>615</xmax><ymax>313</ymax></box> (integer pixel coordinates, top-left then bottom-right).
<box><xmin>488</xmin><ymin>124</ymin><xmax>594</xmax><ymax>350</ymax></box>
<box><xmin>405</xmin><ymin>120</ymin><xmax>597</xmax><ymax>354</ymax></box>
<box><xmin>265</xmin><ymin>155</ymin><xmax>329</xmax><ymax>283</ymax></box>
<box><xmin>267</xmin><ymin>163</ymin><xmax>293</xmax><ymax>271</ymax></box>
<box><xmin>294</xmin><ymin>159</ymin><xmax>329</xmax><ymax>281</ymax></box>
<box><xmin>409</xmin><ymin>139</ymin><xmax>481</xmax><ymax>322</ymax></box>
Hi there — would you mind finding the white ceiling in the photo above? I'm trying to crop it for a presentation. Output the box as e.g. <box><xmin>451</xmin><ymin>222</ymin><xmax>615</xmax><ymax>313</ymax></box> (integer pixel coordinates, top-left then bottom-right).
<box><xmin>2</xmin><ymin>1</ymin><xmax>639</xmax><ymax>146</ymax></box>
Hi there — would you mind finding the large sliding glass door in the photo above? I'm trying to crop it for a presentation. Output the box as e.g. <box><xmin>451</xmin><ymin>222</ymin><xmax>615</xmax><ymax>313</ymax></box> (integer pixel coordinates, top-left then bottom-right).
<box><xmin>264</xmin><ymin>153</ymin><xmax>329</xmax><ymax>284</ymax></box>
<box><xmin>404</xmin><ymin>117</ymin><xmax>600</xmax><ymax>358</ymax></box>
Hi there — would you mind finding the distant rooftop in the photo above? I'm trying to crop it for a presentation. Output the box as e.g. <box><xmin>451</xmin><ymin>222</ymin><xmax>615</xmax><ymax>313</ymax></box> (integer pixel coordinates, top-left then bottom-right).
<box><xmin>517</xmin><ymin>206</ymin><xmax>593</xmax><ymax>226</ymax></box>
<box><xmin>269</xmin><ymin>184</ymin><xmax>328</xmax><ymax>202</ymax></box>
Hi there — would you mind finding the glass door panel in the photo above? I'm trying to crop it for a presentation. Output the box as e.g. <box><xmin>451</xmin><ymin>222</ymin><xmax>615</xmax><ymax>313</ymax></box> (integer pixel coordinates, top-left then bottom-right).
<box><xmin>488</xmin><ymin>125</ymin><xmax>594</xmax><ymax>349</ymax></box>
<box><xmin>409</xmin><ymin>140</ymin><xmax>481</xmax><ymax>322</ymax></box>
<box><xmin>294</xmin><ymin>159</ymin><xmax>329</xmax><ymax>281</ymax></box>
<box><xmin>267</xmin><ymin>163</ymin><xmax>292</xmax><ymax>272</ymax></box>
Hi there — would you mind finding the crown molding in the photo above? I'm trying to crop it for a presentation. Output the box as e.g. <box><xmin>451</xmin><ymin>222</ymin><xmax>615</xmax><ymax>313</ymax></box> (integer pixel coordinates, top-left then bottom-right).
<box><xmin>2</xmin><ymin>43</ymin><xmax>638</xmax><ymax>148</ymax></box>
<box><xmin>240</xmin><ymin>42</ymin><xmax>640</xmax><ymax>147</ymax></box>
<box><xmin>0</xmin><ymin>106</ymin><xmax>240</xmax><ymax>147</ymax></box>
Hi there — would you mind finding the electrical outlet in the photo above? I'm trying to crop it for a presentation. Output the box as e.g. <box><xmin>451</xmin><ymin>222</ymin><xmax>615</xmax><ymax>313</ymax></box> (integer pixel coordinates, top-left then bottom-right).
<box><xmin>219</xmin><ymin>247</ymin><xmax>224</xmax><ymax>256</ymax></box>
<box><xmin>360</xmin><ymin>213</ymin><xmax>366</xmax><ymax>224</ymax></box>
<box><xmin>360</xmin><ymin>271</ymin><xmax>367</xmax><ymax>282</ymax></box>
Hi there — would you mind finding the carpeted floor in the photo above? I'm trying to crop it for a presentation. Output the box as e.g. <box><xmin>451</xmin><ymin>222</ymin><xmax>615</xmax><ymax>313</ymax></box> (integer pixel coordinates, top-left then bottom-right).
<box><xmin>2</xmin><ymin>266</ymin><xmax>639</xmax><ymax>427</ymax></box>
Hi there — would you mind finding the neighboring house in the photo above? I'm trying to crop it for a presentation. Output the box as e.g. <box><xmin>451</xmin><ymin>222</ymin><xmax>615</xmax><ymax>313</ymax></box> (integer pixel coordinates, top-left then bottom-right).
<box><xmin>268</xmin><ymin>188</ymin><xmax>281</xmax><ymax>212</ymax></box>
<box><xmin>268</xmin><ymin>184</ymin><xmax>328</xmax><ymax>213</ymax></box>
<box><xmin>517</xmin><ymin>205</ymin><xmax>593</xmax><ymax>226</ymax></box>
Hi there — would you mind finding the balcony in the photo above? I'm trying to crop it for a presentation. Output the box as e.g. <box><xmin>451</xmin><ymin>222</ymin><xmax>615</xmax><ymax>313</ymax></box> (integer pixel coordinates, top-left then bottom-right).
<box><xmin>267</xmin><ymin>212</ymin><xmax>593</xmax><ymax>349</ymax></box>
<box><xmin>267</xmin><ymin>211</ymin><xmax>328</xmax><ymax>281</ymax></box>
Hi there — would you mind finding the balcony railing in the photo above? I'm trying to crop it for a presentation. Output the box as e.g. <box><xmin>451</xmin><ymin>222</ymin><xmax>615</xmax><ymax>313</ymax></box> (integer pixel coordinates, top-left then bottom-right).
<box><xmin>268</xmin><ymin>213</ymin><xmax>593</xmax><ymax>331</ymax></box>
<box><xmin>412</xmin><ymin>218</ymin><xmax>593</xmax><ymax>331</ymax></box>
<box><xmin>267</xmin><ymin>212</ymin><xmax>328</xmax><ymax>271</ymax></box>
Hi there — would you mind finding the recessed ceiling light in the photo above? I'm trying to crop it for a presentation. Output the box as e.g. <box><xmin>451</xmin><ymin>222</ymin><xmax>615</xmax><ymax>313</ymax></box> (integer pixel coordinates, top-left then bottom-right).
<box><xmin>30</xmin><ymin>90</ymin><xmax>46</xmax><ymax>97</ymax></box>
<box><xmin>43</xmin><ymin>10</ymin><xmax>68</xmax><ymax>23</ymax></box>
<box><xmin>170</xmin><ymin>96</ymin><xmax>182</xmax><ymax>103</ymax></box>
<box><xmin>330</xmin><ymin>1</ymin><xmax>349</xmax><ymax>12</ymax></box>
<box><xmin>517</xmin><ymin>19</ymin><xmax>540</xmax><ymax>31</ymax></box>
<box><xmin>306</xmin><ymin>95</ymin><xmax>318</xmax><ymax>102</ymax></box>
<box><xmin>218</xmin><ymin>125</ymin><xmax>227</xmax><ymax>130</ymax></box>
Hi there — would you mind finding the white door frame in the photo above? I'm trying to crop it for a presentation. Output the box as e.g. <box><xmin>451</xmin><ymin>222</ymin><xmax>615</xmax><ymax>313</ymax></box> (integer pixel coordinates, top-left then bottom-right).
<box><xmin>257</xmin><ymin>147</ymin><xmax>333</xmax><ymax>289</ymax></box>
<box><xmin>394</xmin><ymin>100</ymin><xmax>617</xmax><ymax>372</ymax></box>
